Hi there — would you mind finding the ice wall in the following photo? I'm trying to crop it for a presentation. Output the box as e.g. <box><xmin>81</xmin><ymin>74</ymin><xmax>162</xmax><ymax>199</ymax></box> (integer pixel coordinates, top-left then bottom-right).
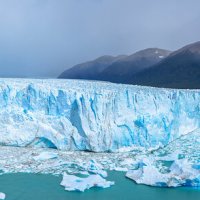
<box><xmin>0</xmin><ymin>78</ymin><xmax>200</xmax><ymax>152</ymax></box>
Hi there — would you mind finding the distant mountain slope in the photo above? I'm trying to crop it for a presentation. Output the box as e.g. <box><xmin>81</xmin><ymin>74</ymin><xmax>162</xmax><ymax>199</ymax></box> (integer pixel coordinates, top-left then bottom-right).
<box><xmin>130</xmin><ymin>41</ymin><xmax>200</xmax><ymax>89</ymax></box>
<box><xmin>59</xmin><ymin>55</ymin><xmax>126</xmax><ymax>79</ymax></box>
<box><xmin>59</xmin><ymin>48</ymin><xmax>171</xmax><ymax>82</ymax></box>
<box><xmin>59</xmin><ymin>41</ymin><xmax>200</xmax><ymax>89</ymax></box>
<box><xmin>97</xmin><ymin>48</ymin><xmax>171</xmax><ymax>83</ymax></box>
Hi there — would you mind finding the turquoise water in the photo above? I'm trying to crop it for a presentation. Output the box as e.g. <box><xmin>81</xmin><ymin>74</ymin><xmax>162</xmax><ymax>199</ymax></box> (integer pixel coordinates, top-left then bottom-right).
<box><xmin>0</xmin><ymin>171</ymin><xmax>200</xmax><ymax>200</ymax></box>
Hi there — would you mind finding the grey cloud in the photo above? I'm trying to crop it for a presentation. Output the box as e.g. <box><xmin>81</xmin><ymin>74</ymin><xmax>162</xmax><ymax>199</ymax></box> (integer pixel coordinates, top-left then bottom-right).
<box><xmin>0</xmin><ymin>0</ymin><xmax>200</xmax><ymax>77</ymax></box>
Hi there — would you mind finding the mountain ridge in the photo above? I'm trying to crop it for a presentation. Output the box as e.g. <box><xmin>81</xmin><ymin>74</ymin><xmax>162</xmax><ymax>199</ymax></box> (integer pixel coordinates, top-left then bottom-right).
<box><xmin>59</xmin><ymin>41</ymin><xmax>200</xmax><ymax>89</ymax></box>
<box><xmin>130</xmin><ymin>41</ymin><xmax>200</xmax><ymax>88</ymax></box>
<box><xmin>59</xmin><ymin>48</ymin><xmax>171</xmax><ymax>82</ymax></box>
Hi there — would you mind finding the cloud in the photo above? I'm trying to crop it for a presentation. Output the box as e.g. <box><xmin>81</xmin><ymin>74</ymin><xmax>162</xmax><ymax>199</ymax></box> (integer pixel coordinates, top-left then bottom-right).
<box><xmin>0</xmin><ymin>0</ymin><xmax>200</xmax><ymax>77</ymax></box>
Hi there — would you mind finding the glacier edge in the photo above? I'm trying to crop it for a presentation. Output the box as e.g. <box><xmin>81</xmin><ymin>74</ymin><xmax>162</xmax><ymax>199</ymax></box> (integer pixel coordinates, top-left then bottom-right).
<box><xmin>0</xmin><ymin>78</ymin><xmax>200</xmax><ymax>152</ymax></box>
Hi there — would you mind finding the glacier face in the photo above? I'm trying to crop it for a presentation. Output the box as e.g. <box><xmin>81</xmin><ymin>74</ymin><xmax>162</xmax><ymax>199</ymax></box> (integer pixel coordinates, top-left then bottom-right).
<box><xmin>0</xmin><ymin>78</ymin><xmax>200</xmax><ymax>152</ymax></box>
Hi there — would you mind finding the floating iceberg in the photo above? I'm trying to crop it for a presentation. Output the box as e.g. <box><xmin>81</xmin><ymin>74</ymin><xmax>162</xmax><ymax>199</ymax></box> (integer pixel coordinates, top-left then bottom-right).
<box><xmin>126</xmin><ymin>129</ymin><xmax>200</xmax><ymax>187</ymax></box>
<box><xmin>85</xmin><ymin>160</ymin><xmax>107</xmax><ymax>177</ymax></box>
<box><xmin>0</xmin><ymin>193</ymin><xmax>5</xmax><ymax>200</ymax></box>
<box><xmin>126</xmin><ymin>159</ymin><xmax>200</xmax><ymax>187</ymax></box>
<box><xmin>0</xmin><ymin>78</ymin><xmax>200</xmax><ymax>152</ymax></box>
<box><xmin>60</xmin><ymin>172</ymin><xmax>114</xmax><ymax>192</ymax></box>
<box><xmin>33</xmin><ymin>151</ymin><xmax>58</xmax><ymax>161</ymax></box>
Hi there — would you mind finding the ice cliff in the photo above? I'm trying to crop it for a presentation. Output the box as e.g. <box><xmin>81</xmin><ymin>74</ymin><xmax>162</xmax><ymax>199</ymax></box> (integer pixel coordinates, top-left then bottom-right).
<box><xmin>0</xmin><ymin>78</ymin><xmax>200</xmax><ymax>152</ymax></box>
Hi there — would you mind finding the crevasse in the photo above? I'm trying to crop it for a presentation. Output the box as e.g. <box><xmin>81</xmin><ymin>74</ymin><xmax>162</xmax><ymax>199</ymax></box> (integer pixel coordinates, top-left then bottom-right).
<box><xmin>0</xmin><ymin>78</ymin><xmax>199</xmax><ymax>152</ymax></box>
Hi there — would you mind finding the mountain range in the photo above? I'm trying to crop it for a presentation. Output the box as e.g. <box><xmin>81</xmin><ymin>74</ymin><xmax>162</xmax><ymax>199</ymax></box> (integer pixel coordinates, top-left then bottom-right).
<box><xmin>59</xmin><ymin>41</ymin><xmax>200</xmax><ymax>89</ymax></box>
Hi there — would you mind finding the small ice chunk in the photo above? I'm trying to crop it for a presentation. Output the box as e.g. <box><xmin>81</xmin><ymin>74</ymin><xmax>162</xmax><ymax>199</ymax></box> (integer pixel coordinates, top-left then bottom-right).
<box><xmin>60</xmin><ymin>172</ymin><xmax>114</xmax><ymax>192</ymax></box>
<box><xmin>0</xmin><ymin>193</ymin><xmax>6</xmax><ymax>200</ymax></box>
<box><xmin>79</xmin><ymin>171</ymin><xmax>89</xmax><ymax>175</ymax></box>
<box><xmin>33</xmin><ymin>151</ymin><xmax>58</xmax><ymax>161</ymax></box>
<box><xmin>87</xmin><ymin>160</ymin><xmax>107</xmax><ymax>177</ymax></box>
<box><xmin>114</xmin><ymin>167</ymin><xmax>128</xmax><ymax>172</ymax></box>
<box><xmin>126</xmin><ymin>168</ymin><xmax>143</xmax><ymax>180</ymax></box>
<box><xmin>126</xmin><ymin>163</ymin><xmax>168</xmax><ymax>186</ymax></box>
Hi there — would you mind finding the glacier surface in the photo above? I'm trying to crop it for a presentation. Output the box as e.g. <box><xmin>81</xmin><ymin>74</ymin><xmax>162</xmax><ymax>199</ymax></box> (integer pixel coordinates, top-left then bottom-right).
<box><xmin>0</xmin><ymin>78</ymin><xmax>200</xmax><ymax>152</ymax></box>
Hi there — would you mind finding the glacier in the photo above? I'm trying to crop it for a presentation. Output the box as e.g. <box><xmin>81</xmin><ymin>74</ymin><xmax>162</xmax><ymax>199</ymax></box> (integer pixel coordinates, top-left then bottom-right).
<box><xmin>1</xmin><ymin>78</ymin><xmax>200</xmax><ymax>189</ymax></box>
<box><xmin>0</xmin><ymin>78</ymin><xmax>200</xmax><ymax>152</ymax></box>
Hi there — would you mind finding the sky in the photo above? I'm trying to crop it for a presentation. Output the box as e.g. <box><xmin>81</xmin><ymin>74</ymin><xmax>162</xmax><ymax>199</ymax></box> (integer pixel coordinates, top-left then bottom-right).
<box><xmin>0</xmin><ymin>0</ymin><xmax>200</xmax><ymax>78</ymax></box>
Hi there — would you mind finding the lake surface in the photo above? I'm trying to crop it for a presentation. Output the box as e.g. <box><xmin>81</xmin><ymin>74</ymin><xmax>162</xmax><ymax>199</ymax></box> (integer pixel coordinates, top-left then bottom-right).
<box><xmin>0</xmin><ymin>171</ymin><xmax>200</xmax><ymax>200</ymax></box>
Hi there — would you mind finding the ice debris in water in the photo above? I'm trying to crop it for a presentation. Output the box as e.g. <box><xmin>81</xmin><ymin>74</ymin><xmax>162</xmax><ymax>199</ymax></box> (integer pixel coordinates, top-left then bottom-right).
<box><xmin>126</xmin><ymin>158</ymin><xmax>200</xmax><ymax>187</ymax></box>
<box><xmin>126</xmin><ymin>129</ymin><xmax>200</xmax><ymax>187</ymax></box>
<box><xmin>33</xmin><ymin>151</ymin><xmax>58</xmax><ymax>161</ymax></box>
<box><xmin>0</xmin><ymin>146</ymin><xmax>139</xmax><ymax>175</ymax></box>
<box><xmin>1</xmin><ymin>127</ymin><xmax>200</xmax><ymax>189</ymax></box>
<box><xmin>86</xmin><ymin>160</ymin><xmax>107</xmax><ymax>177</ymax></box>
<box><xmin>0</xmin><ymin>193</ymin><xmax>5</xmax><ymax>200</ymax></box>
<box><xmin>60</xmin><ymin>172</ymin><xmax>114</xmax><ymax>192</ymax></box>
